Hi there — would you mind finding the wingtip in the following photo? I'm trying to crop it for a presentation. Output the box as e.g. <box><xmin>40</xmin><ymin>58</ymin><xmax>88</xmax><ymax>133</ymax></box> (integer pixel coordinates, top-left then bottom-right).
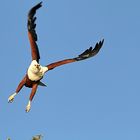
<box><xmin>39</xmin><ymin>1</ymin><xmax>43</xmax><ymax>6</ymax></box>
<box><xmin>101</xmin><ymin>39</ymin><xmax>104</xmax><ymax>44</ymax></box>
<box><xmin>28</xmin><ymin>1</ymin><xmax>43</xmax><ymax>18</ymax></box>
<box><xmin>33</xmin><ymin>1</ymin><xmax>43</xmax><ymax>9</ymax></box>
<box><xmin>74</xmin><ymin>38</ymin><xmax>104</xmax><ymax>61</ymax></box>
<box><xmin>97</xmin><ymin>39</ymin><xmax>104</xmax><ymax>47</ymax></box>
<box><xmin>36</xmin><ymin>1</ymin><xmax>43</xmax><ymax>8</ymax></box>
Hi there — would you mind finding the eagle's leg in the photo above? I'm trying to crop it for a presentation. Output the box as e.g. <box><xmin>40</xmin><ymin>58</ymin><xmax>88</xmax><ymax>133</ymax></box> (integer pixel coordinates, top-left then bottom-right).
<box><xmin>26</xmin><ymin>83</ymin><xmax>38</xmax><ymax>112</ymax></box>
<box><xmin>8</xmin><ymin>76</ymin><xmax>26</xmax><ymax>103</ymax></box>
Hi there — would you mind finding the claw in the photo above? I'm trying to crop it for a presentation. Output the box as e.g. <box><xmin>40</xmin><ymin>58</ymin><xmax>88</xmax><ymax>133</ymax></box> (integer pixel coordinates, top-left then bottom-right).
<box><xmin>26</xmin><ymin>101</ymin><xmax>31</xmax><ymax>112</ymax></box>
<box><xmin>8</xmin><ymin>93</ymin><xmax>17</xmax><ymax>103</ymax></box>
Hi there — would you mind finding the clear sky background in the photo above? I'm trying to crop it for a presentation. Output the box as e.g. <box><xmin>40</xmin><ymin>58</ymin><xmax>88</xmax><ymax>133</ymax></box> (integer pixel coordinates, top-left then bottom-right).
<box><xmin>0</xmin><ymin>0</ymin><xmax>140</xmax><ymax>140</ymax></box>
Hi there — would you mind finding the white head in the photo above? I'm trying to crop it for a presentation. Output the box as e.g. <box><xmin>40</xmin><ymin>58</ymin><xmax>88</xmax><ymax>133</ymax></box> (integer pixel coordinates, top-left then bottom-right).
<box><xmin>28</xmin><ymin>60</ymin><xmax>41</xmax><ymax>74</ymax></box>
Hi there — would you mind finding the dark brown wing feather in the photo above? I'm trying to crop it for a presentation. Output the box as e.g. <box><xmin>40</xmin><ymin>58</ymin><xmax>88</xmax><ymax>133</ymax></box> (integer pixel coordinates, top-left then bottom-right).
<box><xmin>28</xmin><ymin>2</ymin><xmax>42</xmax><ymax>62</ymax></box>
<box><xmin>74</xmin><ymin>39</ymin><xmax>104</xmax><ymax>61</ymax></box>
<box><xmin>46</xmin><ymin>39</ymin><xmax>104</xmax><ymax>70</ymax></box>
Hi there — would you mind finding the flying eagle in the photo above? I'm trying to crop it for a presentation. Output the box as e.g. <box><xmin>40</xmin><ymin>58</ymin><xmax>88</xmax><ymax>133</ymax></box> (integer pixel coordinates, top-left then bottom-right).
<box><xmin>8</xmin><ymin>2</ymin><xmax>104</xmax><ymax>112</ymax></box>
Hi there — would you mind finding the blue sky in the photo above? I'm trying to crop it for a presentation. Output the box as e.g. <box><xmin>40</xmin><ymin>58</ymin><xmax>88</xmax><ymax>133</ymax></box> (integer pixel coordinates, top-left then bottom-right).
<box><xmin>0</xmin><ymin>0</ymin><xmax>140</xmax><ymax>140</ymax></box>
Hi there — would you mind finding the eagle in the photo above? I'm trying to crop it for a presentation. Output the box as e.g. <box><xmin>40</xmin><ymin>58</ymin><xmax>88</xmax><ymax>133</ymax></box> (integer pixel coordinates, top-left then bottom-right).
<box><xmin>8</xmin><ymin>2</ymin><xmax>104</xmax><ymax>112</ymax></box>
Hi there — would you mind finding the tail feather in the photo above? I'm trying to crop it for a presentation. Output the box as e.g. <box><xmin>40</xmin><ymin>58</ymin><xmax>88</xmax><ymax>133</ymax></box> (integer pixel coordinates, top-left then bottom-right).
<box><xmin>39</xmin><ymin>81</ymin><xmax>47</xmax><ymax>87</ymax></box>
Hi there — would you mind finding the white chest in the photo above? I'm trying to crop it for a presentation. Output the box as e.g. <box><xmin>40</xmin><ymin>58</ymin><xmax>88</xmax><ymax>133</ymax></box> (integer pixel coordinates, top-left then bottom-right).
<box><xmin>27</xmin><ymin>64</ymin><xmax>48</xmax><ymax>81</ymax></box>
<box><xmin>27</xmin><ymin>69</ymin><xmax>43</xmax><ymax>81</ymax></box>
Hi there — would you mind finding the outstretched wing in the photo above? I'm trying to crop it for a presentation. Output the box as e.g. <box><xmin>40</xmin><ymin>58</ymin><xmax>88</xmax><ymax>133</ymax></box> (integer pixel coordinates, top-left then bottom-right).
<box><xmin>27</xmin><ymin>2</ymin><xmax>42</xmax><ymax>62</ymax></box>
<box><xmin>46</xmin><ymin>39</ymin><xmax>104</xmax><ymax>70</ymax></box>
